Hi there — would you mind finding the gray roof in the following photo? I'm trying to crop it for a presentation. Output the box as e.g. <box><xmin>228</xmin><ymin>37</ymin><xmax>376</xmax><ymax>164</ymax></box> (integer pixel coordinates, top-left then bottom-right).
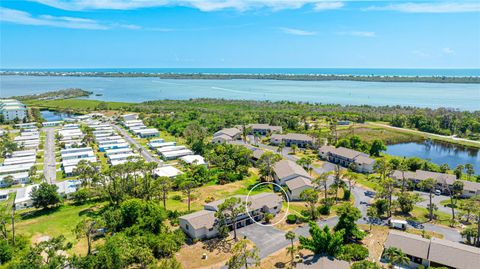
<box><xmin>179</xmin><ymin>210</ymin><xmax>216</xmax><ymax>230</ymax></box>
<box><xmin>296</xmin><ymin>256</ymin><xmax>350</xmax><ymax>269</ymax></box>
<box><xmin>385</xmin><ymin>231</ymin><xmax>480</xmax><ymax>269</ymax></box>
<box><xmin>461</xmin><ymin>180</ymin><xmax>480</xmax><ymax>192</ymax></box>
<box><xmin>248</xmin><ymin>124</ymin><xmax>282</xmax><ymax>132</ymax></box>
<box><xmin>273</xmin><ymin>159</ymin><xmax>311</xmax><ymax>180</ymax></box>
<box><xmin>284</xmin><ymin>133</ymin><xmax>314</xmax><ymax>142</ymax></box>
<box><xmin>252</xmin><ymin>149</ymin><xmax>265</xmax><ymax>160</ymax></box>
<box><xmin>204</xmin><ymin>193</ymin><xmax>282</xmax><ymax>212</ymax></box>
<box><xmin>285</xmin><ymin>176</ymin><xmax>313</xmax><ymax>191</ymax></box>
<box><xmin>214</xmin><ymin>127</ymin><xmax>241</xmax><ymax>138</ymax></box>
<box><xmin>385</xmin><ymin>230</ymin><xmax>430</xmax><ymax>260</ymax></box>
<box><xmin>429</xmin><ymin>237</ymin><xmax>480</xmax><ymax>269</ymax></box>
<box><xmin>355</xmin><ymin>154</ymin><xmax>375</xmax><ymax>165</ymax></box>
<box><xmin>391</xmin><ymin>170</ymin><xmax>457</xmax><ymax>185</ymax></box>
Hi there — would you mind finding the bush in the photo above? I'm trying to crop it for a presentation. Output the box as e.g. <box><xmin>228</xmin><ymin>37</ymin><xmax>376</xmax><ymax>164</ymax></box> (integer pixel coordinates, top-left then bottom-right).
<box><xmin>318</xmin><ymin>205</ymin><xmax>331</xmax><ymax>215</ymax></box>
<box><xmin>286</xmin><ymin>214</ymin><xmax>298</xmax><ymax>224</ymax></box>
<box><xmin>338</xmin><ymin>244</ymin><xmax>369</xmax><ymax>262</ymax></box>
<box><xmin>343</xmin><ymin>189</ymin><xmax>351</xmax><ymax>201</ymax></box>
<box><xmin>264</xmin><ymin>213</ymin><xmax>273</xmax><ymax>223</ymax></box>
<box><xmin>204</xmin><ymin>196</ymin><xmax>215</xmax><ymax>203</ymax></box>
<box><xmin>0</xmin><ymin>240</ymin><xmax>12</xmax><ymax>264</ymax></box>
<box><xmin>351</xmin><ymin>260</ymin><xmax>381</xmax><ymax>269</ymax></box>
<box><xmin>72</xmin><ymin>188</ymin><xmax>90</xmax><ymax>204</ymax></box>
<box><xmin>171</xmin><ymin>195</ymin><xmax>182</xmax><ymax>201</ymax></box>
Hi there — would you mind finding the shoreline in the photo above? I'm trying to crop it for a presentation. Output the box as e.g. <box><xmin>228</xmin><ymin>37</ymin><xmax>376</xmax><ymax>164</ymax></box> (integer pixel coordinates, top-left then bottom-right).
<box><xmin>2</xmin><ymin>72</ymin><xmax>479</xmax><ymax>83</ymax></box>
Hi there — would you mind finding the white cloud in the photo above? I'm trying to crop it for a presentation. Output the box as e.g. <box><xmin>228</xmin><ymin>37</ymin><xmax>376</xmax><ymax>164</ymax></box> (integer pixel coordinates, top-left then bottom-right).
<box><xmin>339</xmin><ymin>31</ymin><xmax>376</xmax><ymax>37</ymax></box>
<box><xmin>0</xmin><ymin>7</ymin><xmax>109</xmax><ymax>29</ymax></box>
<box><xmin>365</xmin><ymin>2</ymin><xmax>480</xmax><ymax>13</ymax></box>
<box><xmin>314</xmin><ymin>1</ymin><xmax>344</xmax><ymax>11</ymax></box>
<box><xmin>442</xmin><ymin>47</ymin><xmax>456</xmax><ymax>55</ymax></box>
<box><xmin>0</xmin><ymin>7</ymin><xmax>141</xmax><ymax>30</ymax></box>
<box><xmin>280</xmin><ymin>27</ymin><xmax>316</xmax><ymax>36</ymax></box>
<box><xmin>31</xmin><ymin>0</ymin><xmax>344</xmax><ymax>12</ymax></box>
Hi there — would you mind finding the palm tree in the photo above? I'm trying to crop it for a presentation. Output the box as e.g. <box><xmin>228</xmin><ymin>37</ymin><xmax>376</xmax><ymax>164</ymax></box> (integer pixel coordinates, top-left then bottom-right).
<box><xmin>383</xmin><ymin>247</ymin><xmax>410</xmax><ymax>268</ymax></box>
<box><xmin>277</xmin><ymin>142</ymin><xmax>285</xmax><ymax>154</ymax></box>
<box><xmin>418</xmin><ymin>177</ymin><xmax>437</xmax><ymax>221</ymax></box>
<box><xmin>285</xmin><ymin>231</ymin><xmax>296</xmax><ymax>268</ymax></box>
<box><xmin>313</xmin><ymin>172</ymin><xmax>331</xmax><ymax>202</ymax></box>
<box><xmin>156</xmin><ymin>176</ymin><xmax>172</xmax><ymax>209</ymax></box>
<box><xmin>291</xmin><ymin>144</ymin><xmax>298</xmax><ymax>155</ymax></box>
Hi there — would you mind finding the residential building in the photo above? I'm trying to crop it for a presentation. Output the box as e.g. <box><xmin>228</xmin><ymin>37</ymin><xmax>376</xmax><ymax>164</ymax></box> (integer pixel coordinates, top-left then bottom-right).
<box><xmin>272</xmin><ymin>159</ymin><xmax>313</xmax><ymax>200</ymax></box>
<box><xmin>319</xmin><ymin>145</ymin><xmax>375</xmax><ymax>173</ymax></box>
<box><xmin>121</xmin><ymin>113</ymin><xmax>138</xmax><ymax>121</ymax></box>
<box><xmin>160</xmin><ymin>149</ymin><xmax>194</xmax><ymax>160</ymax></box>
<box><xmin>296</xmin><ymin>257</ymin><xmax>350</xmax><ymax>269</ymax></box>
<box><xmin>134</xmin><ymin>128</ymin><xmax>160</xmax><ymax>138</ymax></box>
<box><xmin>42</xmin><ymin>121</ymin><xmax>63</xmax><ymax>127</ymax></box>
<box><xmin>212</xmin><ymin>127</ymin><xmax>241</xmax><ymax>143</ymax></box>
<box><xmin>0</xmin><ymin>99</ymin><xmax>27</xmax><ymax>121</ymax></box>
<box><xmin>179</xmin><ymin>193</ymin><xmax>282</xmax><ymax>240</ymax></box>
<box><xmin>179</xmin><ymin>155</ymin><xmax>206</xmax><ymax>166</ymax></box>
<box><xmin>250</xmin><ymin>148</ymin><xmax>265</xmax><ymax>164</ymax></box>
<box><xmin>14</xmin><ymin>180</ymin><xmax>81</xmax><ymax>210</ymax></box>
<box><xmin>384</xmin><ymin>230</ymin><xmax>479</xmax><ymax>269</ymax></box>
<box><xmin>154</xmin><ymin>166</ymin><xmax>183</xmax><ymax>178</ymax></box>
<box><xmin>270</xmin><ymin>133</ymin><xmax>314</xmax><ymax>148</ymax></box>
<box><xmin>241</xmin><ymin>124</ymin><xmax>282</xmax><ymax>135</ymax></box>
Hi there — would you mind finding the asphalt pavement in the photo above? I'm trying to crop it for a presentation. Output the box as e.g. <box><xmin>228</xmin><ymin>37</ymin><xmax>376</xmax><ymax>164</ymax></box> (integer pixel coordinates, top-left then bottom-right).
<box><xmin>43</xmin><ymin>127</ymin><xmax>57</xmax><ymax>184</ymax></box>
<box><xmin>111</xmin><ymin>123</ymin><xmax>162</xmax><ymax>164</ymax></box>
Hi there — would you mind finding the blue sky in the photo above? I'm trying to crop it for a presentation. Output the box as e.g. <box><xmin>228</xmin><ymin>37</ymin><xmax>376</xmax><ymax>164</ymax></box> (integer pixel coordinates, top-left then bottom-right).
<box><xmin>1</xmin><ymin>1</ymin><xmax>479</xmax><ymax>68</ymax></box>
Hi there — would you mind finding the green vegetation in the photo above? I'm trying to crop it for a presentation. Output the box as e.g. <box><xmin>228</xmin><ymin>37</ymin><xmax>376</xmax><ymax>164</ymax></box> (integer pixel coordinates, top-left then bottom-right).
<box><xmin>12</xmin><ymin>88</ymin><xmax>92</xmax><ymax>101</ymax></box>
<box><xmin>4</xmin><ymin>71</ymin><xmax>480</xmax><ymax>83</ymax></box>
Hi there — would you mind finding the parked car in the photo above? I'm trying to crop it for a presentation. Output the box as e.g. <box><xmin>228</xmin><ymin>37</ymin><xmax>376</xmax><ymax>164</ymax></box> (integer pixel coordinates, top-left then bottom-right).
<box><xmin>435</xmin><ymin>189</ymin><xmax>442</xmax><ymax>196</ymax></box>
<box><xmin>364</xmin><ymin>190</ymin><xmax>376</xmax><ymax>197</ymax></box>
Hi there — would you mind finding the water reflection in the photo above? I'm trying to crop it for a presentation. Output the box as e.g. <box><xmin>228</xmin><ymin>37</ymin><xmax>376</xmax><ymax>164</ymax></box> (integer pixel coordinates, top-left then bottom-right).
<box><xmin>386</xmin><ymin>140</ymin><xmax>480</xmax><ymax>173</ymax></box>
<box><xmin>40</xmin><ymin>110</ymin><xmax>75</xmax><ymax>121</ymax></box>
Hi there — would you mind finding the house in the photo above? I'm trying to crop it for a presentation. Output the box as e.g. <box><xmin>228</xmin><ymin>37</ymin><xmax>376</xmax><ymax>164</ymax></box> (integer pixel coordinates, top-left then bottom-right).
<box><xmin>121</xmin><ymin>113</ymin><xmax>138</xmax><ymax>121</ymax></box>
<box><xmin>157</xmin><ymin>145</ymin><xmax>187</xmax><ymax>154</ymax></box>
<box><xmin>14</xmin><ymin>181</ymin><xmax>81</xmax><ymax>210</ymax></box>
<box><xmin>154</xmin><ymin>166</ymin><xmax>183</xmax><ymax>178</ymax></box>
<box><xmin>14</xmin><ymin>122</ymin><xmax>37</xmax><ymax>129</ymax></box>
<box><xmin>62</xmin><ymin>157</ymin><xmax>98</xmax><ymax>176</ymax></box>
<box><xmin>319</xmin><ymin>146</ymin><xmax>375</xmax><ymax>173</ymax></box>
<box><xmin>270</xmin><ymin>133</ymin><xmax>314</xmax><ymax>148</ymax></box>
<box><xmin>285</xmin><ymin>176</ymin><xmax>315</xmax><ymax>200</ymax></box>
<box><xmin>98</xmin><ymin>142</ymin><xmax>129</xmax><ymax>152</ymax></box>
<box><xmin>0</xmin><ymin>99</ymin><xmax>27</xmax><ymax>121</ymax></box>
<box><xmin>160</xmin><ymin>149</ymin><xmax>194</xmax><ymax>160</ymax></box>
<box><xmin>390</xmin><ymin>169</ymin><xmax>478</xmax><ymax>197</ymax></box>
<box><xmin>179</xmin><ymin>155</ymin><xmax>207</xmax><ymax>166</ymax></box>
<box><xmin>245</xmin><ymin>124</ymin><xmax>282</xmax><ymax>135</ymax></box>
<box><xmin>0</xmin><ymin>172</ymin><xmax>29</xmax><ymax>187</ymax></box>
<box><xmin>105</xmin><ymin>148</ymin><xmax>133</xmax><ymax>156</ymax></box>
<box><xmin>148</xmin><ymin>141</ymin><xmax>175</xmax><ymax>149</ymax></box>
<box><xmin>273</xmin><ymin>159</ymin><xmax>311</xmax><ymax>185</ymax></box>
<box><xmin>212</xmin><ymin>127</ymin><xmax>241</xmax><ymax>143</ymax></box>
<box><xmin>42</xmin><ymin>121</ymin><xmax>63</xmax><ymax>127</ymax></box>
<box><xmin>134</xmin><ymin>128</ymin><xmax>160</xmax><ymax>138</ymax></box>
<box><xmin>384</xmin><ymin>230</ymin><xmax>480</xmax><ymax>269</ymax></box>
<box><xmin>179</xmin><ymin>193</ymin><xmax>282</xmax><ymax>240</ymax></box>
<box><xmin>2</xmin><ymin>156</ymin><xmax>37</xmax><ymax>166</ymax></box>
<box><xmin>250</xmin><ymin>149</ymin><xmax>265</xmax><ymax>164</ymax></box>
<box><xmin>0</xmin><ymin>190</ymin><xmax>9</xmax><ymax>201</ymax></box>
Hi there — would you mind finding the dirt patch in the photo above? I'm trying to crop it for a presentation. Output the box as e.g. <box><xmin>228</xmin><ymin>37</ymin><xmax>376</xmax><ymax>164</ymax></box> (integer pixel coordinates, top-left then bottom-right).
<box><xmin>260</xmin><ymin>242</ymin><xmax>308</xmax><ymax>269</ymax></box>
<box><xmin>359</xmin><ymin>224</ymin><xmax>389</xmax><ymax>262</ymax></box>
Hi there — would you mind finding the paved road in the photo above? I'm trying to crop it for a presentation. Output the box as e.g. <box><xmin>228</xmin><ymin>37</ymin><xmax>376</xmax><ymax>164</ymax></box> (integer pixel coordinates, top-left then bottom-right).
<box><xmin>414</xmin><ymin>191</ymin><xmax>452</xmax><ymax>215</ymax></box>
<box><xmin>43</xmin><ymin>128</ymin><xmax>57</xmax><ymax>184</ymax></box>
<box><xmin>111</xmin><ymin>123</ymin><xmax>162</xmax><ymax>164</ymax></box>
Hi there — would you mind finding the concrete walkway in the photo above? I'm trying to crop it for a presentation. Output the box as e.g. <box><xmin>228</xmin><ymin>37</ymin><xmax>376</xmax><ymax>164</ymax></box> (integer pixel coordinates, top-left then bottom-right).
<box><xmin>43</xmin><ymin>127</ymin><xmax>57</xmax><ymax>184</ymax></box>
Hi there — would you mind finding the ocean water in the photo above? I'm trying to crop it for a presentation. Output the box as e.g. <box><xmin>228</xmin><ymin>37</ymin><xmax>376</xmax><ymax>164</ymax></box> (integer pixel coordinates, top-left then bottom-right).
<box><xmin>0</xmin><ymin>75</ymin><xmax>479</xmax><ymax>110</ymax></box>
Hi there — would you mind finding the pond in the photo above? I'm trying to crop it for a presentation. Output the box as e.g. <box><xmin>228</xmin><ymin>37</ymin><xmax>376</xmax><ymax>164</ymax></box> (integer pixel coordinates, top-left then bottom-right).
<box><xmin>386</xmin><ymin>140</ymin><xmax>480</xmax><ymax>173</ymax></box>
<box><xmin>40</xmin><ymin>110</ymin><xmax>75</xmax><ymax>121</ymax></box>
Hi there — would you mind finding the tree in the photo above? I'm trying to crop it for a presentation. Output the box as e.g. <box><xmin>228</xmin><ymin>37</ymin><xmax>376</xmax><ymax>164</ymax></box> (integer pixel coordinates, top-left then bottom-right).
<box><xmin>382</xmin><ymin>247</ymin><xmax>410</xmax><ymax>268</ymax></box>
<box><xmin>465</xmin><ymin>163</ymin><xmax>475</xmax><ymax>180</ymax></box>
<box><xmin>454</xmin><ymin>164</ymin><xmax>464</xmax><ymax>179</ymax></box>
<box><xmin>351</xmin><ymin>260</ymin><xmax>381</xmax><ymax>269</ymax></box>
<box><xmin>344</xmin><ymin>171</ymin><xmax>358</xmax><ymax>193</ymax></box>
<box><xmin>74</xmin><ymin>218</ymin><xmax>104</xmax><ymax>255</ymax></box>
<box><xmin>257</xmin><ymin>152</ymin><xmax>281</xmax><ymax>182</ymax></box>
<box><xmin>156</xmin><ymin>176</ymin><xmax>173</xmax><ymax>209</ymax></box>
<box><xmin>379</xmin><ymin>177</ymin><xmax>396</xmax><ymax>217</ymax></box>
<box><xmin>440</xmin><ymin>163</ymin><xmax>450</xmax><ymax>173</ymax></box>
<box><xmin>334</xmin><ymin>203</ymin><xmax>364</xmax><ymax>242</ymax></box>
<box><xmin>226</xmin><ymin>239</ymin><xmax>260</xmax><ymax>269</ymax></box>
<box><xmin>418</xmin><ymin>178</ymin><xmax>437</xmax><ymax>221</ymax></box>
<box><xmin>461</xmin><ymin>227</ymin><xmax>478</xmax><ymax>246</ymax></box>
<box><xmin>398</xmin><ymin>158</ymin><xmax>409</xmax><ymax>192</ymax></box>
<box><xmin>17</xmin><ymin>236</ymin><xmax>69</xmax><ymax>268</ymax></box>
<box><xmin>300</xmin><ymin>189</ymin><xmax>319</xmax><ymax>220</ymax></box>
<box><xmin>277</xmin><ymin>142</ymin><xmax>285</xmax><ymax>154</ymax></box>
<box><xmin>179</xmin><ymin>180</ymin><xmax>196</xmax><ymax>212</ymax></box>
<box><xmin>313</xmin><ymin>172</ymin><xmax>331</xmax><ymax>203</ymax></box>
<box><xmin>366</xmin><ymin>206</ymin><xmax>378</xmax><ymax>231</ymax></box>
<box><xmin>299</xmin><ymin>223</ymin><xmax>344</xmax><ymax>257</ymax></box>
<box><xmin>331</xmin><ymin>164</ymin><xmax>344</xmax><ymax>202</ymax></box>
<box><xmin>285</xmin><ymin>231</ymin><xmax>296</xmax><ymax>269</ymax></box>
<box><xmin>30</xmin><ymin>182</ymin><xmax>62</xmax><ymax>210</ymax></box>
<box><xmin>0</xmin><ymin>240</ymin><xmax>12</xmax><ymax>264</ymax></box>
<box><xmin>2</xmin><ymin>175</ymin><xmax>14</xmax><ymax>187</ymax></box>
<box><xmin>183</xmin><ymin>123</ymin><xmax>208</xmax><ymax>154</ymax></box>
<box><xmin>373</xmin><ymin>199</ymin><xmax>389</xmax><ymax>217</ymax></box>
<box><xmin>297</xmin><ymin>157</ymin><xmax>313</xmax><ymax>175</ymax></box>
<box><xmin>74</xmin><ymin>160</ymin><xmax>99</xmax><ymax>187</ymax></box>
<box><xmin>158</xmin><ymin>257</ymin><xmax>182</xmax><ymax>269</ymax></box>
<box><xmin>216</xmin><ymin>197</ymin><xmax>248</xmax><ymax>241</ymax></box>
<box><xmin>369</xmin><ymin>139</ymin><xmax>386</xmax><ymax>157</ymax></box>
<box><xmin>290</xmin><ymin>144</ymin><xmax>298</xmax><ymax>154</ymax></box>
<box><xmin>396</xmin><ymin>192</ymin><xmax>421</xmax><ymax>215</ymax></box>
<box><xmin>374</xmin><ymin>158</ymin><xmax>391</xmax><ymax>181</ymax></box>
<box><xmin>446</xmin><ymin>180</ymin><xmax>463</xmax><ymax>223</ymax></box>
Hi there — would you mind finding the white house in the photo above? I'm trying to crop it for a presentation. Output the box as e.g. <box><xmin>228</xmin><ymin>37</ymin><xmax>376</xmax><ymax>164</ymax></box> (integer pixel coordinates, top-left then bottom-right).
<box><xmin>179</xmin><ymin>155</ymin><xmax>207</xmax><ymax>166</ymax></box>
<box><xmin>154</xmin><ymin>166</ymin><xmax>183</xmax><ymax>178</ymax></box>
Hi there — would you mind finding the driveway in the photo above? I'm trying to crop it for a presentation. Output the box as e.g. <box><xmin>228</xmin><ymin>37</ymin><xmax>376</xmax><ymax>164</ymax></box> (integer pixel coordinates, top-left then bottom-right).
<box><xmin>43</xmin><ymin>127</ymin><xmax>56</xmax><ymax>184</ymax></box>
<box><xmin>236</xmin><ymin>224</ymin><xmax>290</xmax><ymax>258</ymax></box>
<box><xmin>111</xmin><ymin>123</ymin><xmax>162</xmax><ymax>164</ymax></box>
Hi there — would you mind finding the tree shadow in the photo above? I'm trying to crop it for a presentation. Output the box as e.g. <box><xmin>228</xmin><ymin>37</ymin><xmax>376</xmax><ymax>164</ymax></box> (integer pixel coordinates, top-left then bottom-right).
<box><xmin>274</xmin><ymin>262</ymin><xmax>286</xmax><ymax>268</ymax></box>
<box><xmin>202</xmin><ymin>237</ymin><xmax>234</xmax><ymax>254</ymax></box>
<box><xmin>20</xmin><ymin>206</ymin><xmax>61</xmax><ymax>220</ymax></box>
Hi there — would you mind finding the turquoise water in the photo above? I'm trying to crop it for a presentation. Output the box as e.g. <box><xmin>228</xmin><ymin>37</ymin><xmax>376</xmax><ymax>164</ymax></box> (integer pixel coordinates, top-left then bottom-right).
<box><xmin>386</xmin><ymin>140</ymin><xmax>480</xmax><ymax>173</ymax></box>
<box><xmin>1</xmin><ymin>75</ymin><xmax>479</xmax><ymax>110</ymax></box>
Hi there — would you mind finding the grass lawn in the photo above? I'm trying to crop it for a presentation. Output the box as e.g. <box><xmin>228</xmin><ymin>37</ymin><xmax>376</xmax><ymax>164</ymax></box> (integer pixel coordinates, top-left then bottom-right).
<box><xmin>393</xmin><ymin>206</ymin><xmax>453</xmax><ymax>227</ymax></box>
<box><xmin>355</xmin><ymin>173</ymin><xmax>382</xmax><ymax>191</ymax></box>
<box><xmin>339</xmin><ymin>123</ymin><xmax>421</xmax><ymax>144</ymax></box>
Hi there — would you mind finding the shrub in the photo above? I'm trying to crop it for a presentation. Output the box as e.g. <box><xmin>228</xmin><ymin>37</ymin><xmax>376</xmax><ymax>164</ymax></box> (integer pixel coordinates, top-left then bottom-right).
<box><xmin>343</xmin><ymin>189</ymin><xmax>351</xmax><ymax>201</ymax></box>
<box><xmin>338</xmin><ymin>244</ymin><xmax>369</xmax><ymax>262</ymax></box>
<box><xmin>264</xmin><ymin>213</ymin><xmax>274</xmax><ymax>223</ymax></box>
<box><xmin>286</xmin><ymin>214</ymin><xmax>298</xmax><ymax>224</ymax></box>
<box><xmin>72</xmin><ymin>188</ymin><xmax>90</xmax><ymax>205</ymax></box>
<box><xmin>351</xmin><ymin>260</ymin><xmax>381</xmax><ymax>269</ymax></box>
<box><xmin>204</xmin><ymin>196</ymin><xmax>215</xmax><ymax>203</ymax></box>
<box><xmin>318</xmin><ymin>205</ymin><xmax>331</xmax><ymax>215</ymax></box>
<box><xmin>171</xmin><ymin>195</ymin><xmax>182</xmax><ymax>201</ymax></box>
<box><xmin>0</xmin><ymin>240</ymin><xmax>12</xmax><ymax>264</ymax></box>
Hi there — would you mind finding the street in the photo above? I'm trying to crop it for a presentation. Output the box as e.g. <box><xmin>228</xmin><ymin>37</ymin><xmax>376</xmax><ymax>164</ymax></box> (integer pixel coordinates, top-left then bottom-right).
<box><xmin>43</xmin><ymin>127</ymin><xmax>57</xmax><ymax>184</ymax></box>
<box><xmin>111</xmin><ymin>123</ymin><xmax>162</xmax><ymax>164</ymax></box>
